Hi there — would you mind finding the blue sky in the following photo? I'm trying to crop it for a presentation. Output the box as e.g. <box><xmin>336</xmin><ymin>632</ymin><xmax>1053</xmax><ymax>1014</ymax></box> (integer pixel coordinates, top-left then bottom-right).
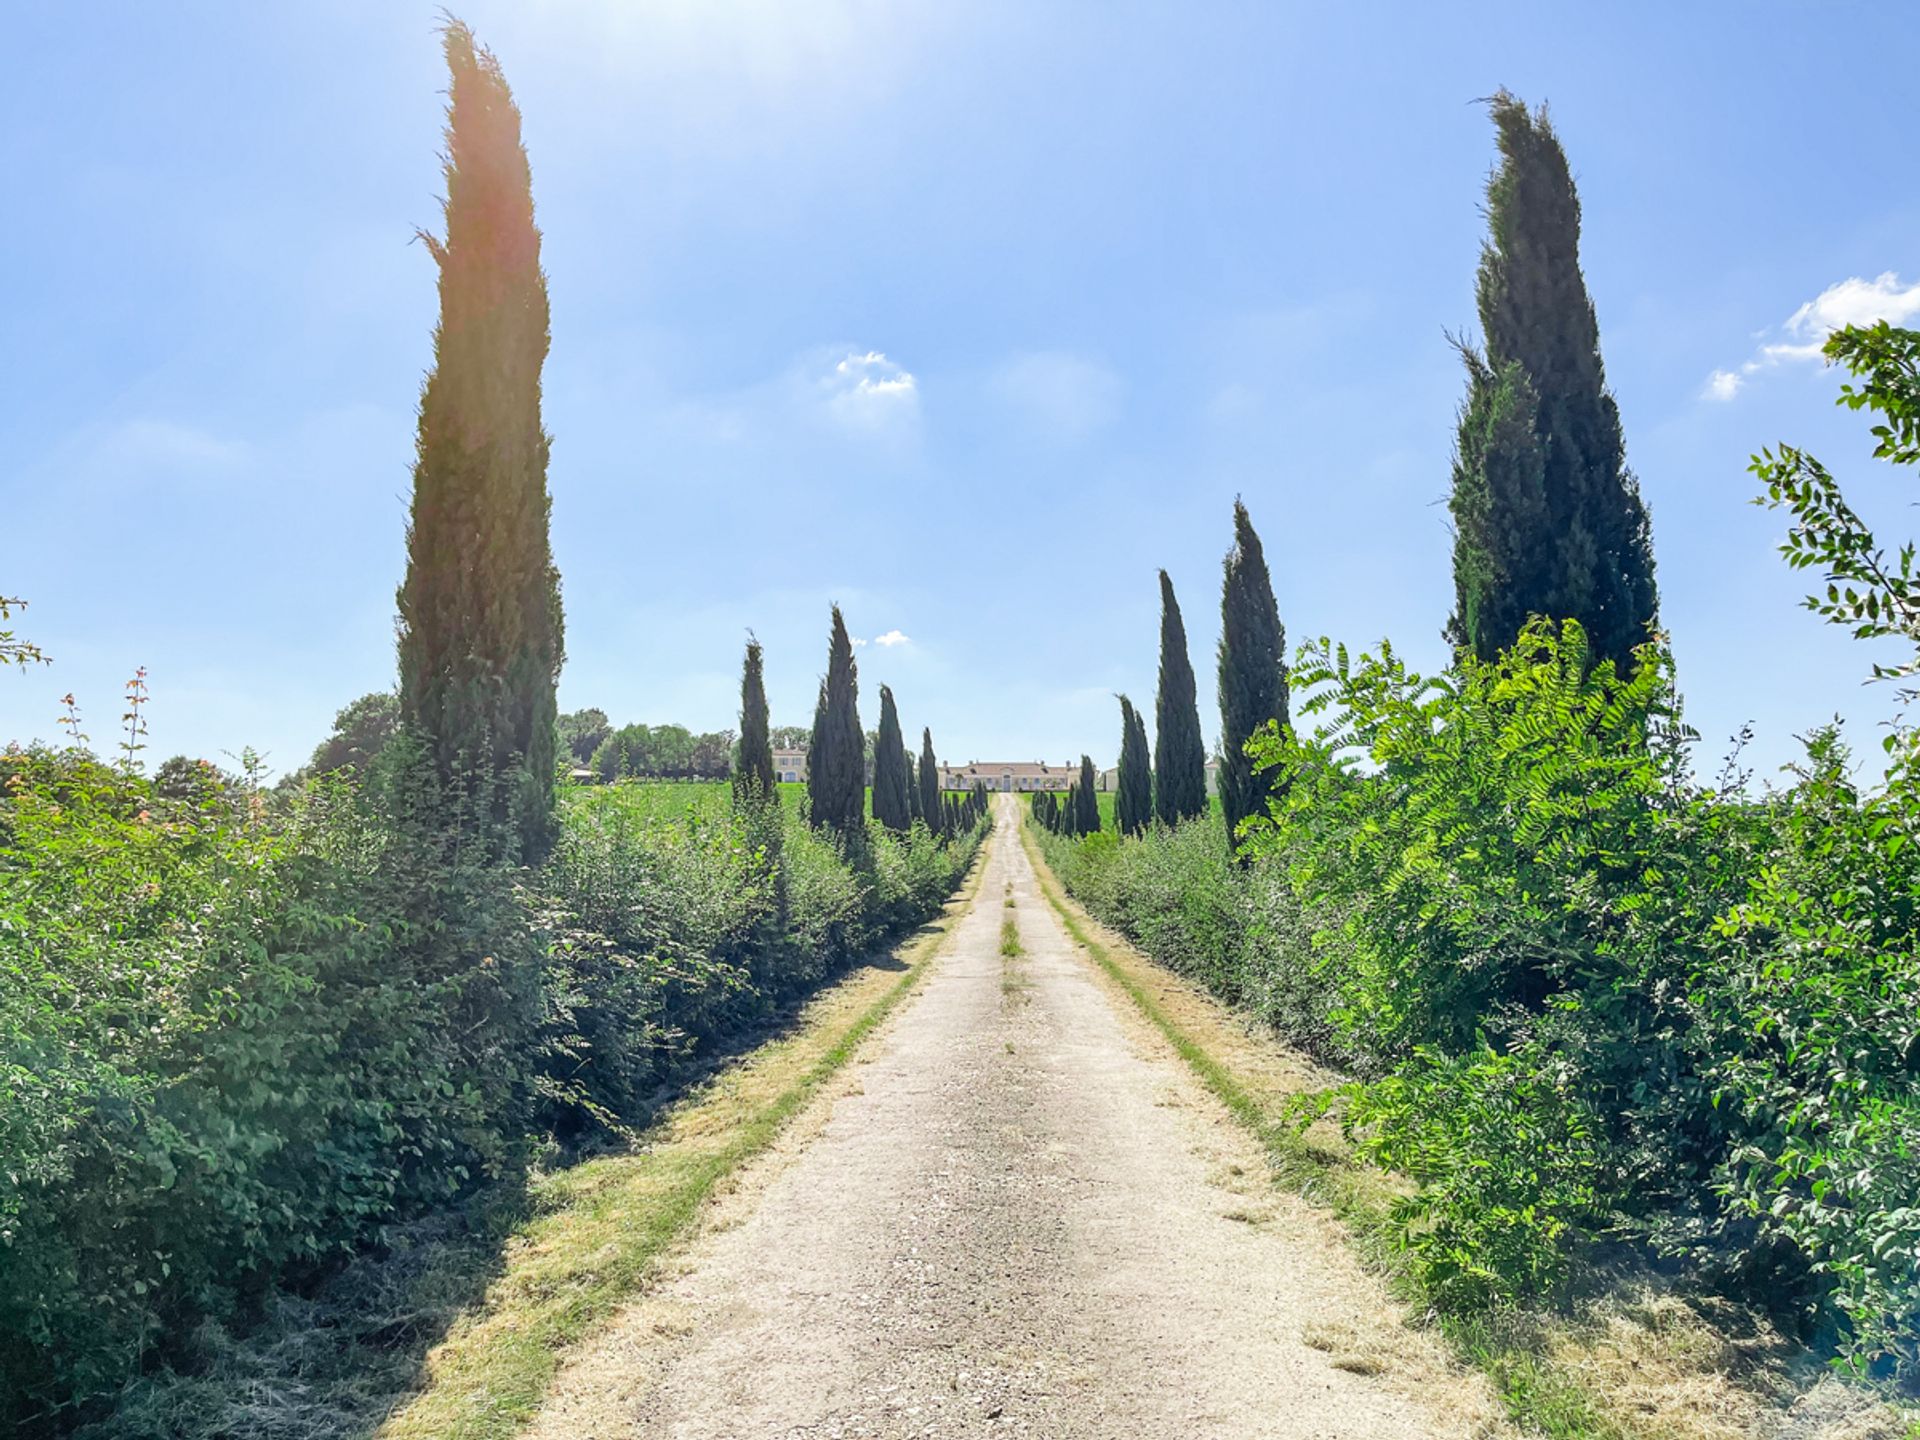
<box><xmin>4</xmin><ymin>2</ymin><xmax>1917</xmax><ymax>781</ymax></box>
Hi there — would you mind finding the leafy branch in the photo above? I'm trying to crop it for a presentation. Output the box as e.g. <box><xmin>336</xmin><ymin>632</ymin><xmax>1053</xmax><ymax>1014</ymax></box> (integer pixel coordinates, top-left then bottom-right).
<box><xmin>0</xmin><ymin>593</ymin><xmax>49</xmax><ymax>668</ymax></box>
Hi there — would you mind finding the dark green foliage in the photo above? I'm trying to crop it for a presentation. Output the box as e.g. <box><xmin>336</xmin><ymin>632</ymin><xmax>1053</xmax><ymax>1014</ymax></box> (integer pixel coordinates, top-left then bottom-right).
<box><xmin>733</xmin><ymin>639</ymin><xmax>775</xmax><ymax>806</ymax></box>
<box><xmin>590</xmin><ymin>723</ymin><xmax>734</xmax><ymax>782</ymax></box>
<box><xmin>1446</xmin><ymin>91</ymin><xmax>1656</xmax><ymax>675</ymax></box>
<box><xmin>1075</xmin><ymin>756</ymin><xmax>1100</xmax><ymax>834</ymax></box>
<box><xmin>918</xmin><ymin>727</ymin><xmax>941</xmax><ymax>835</ymax></box>
<box><xmin>395</xmin><ymin>22</ymin><xmax>564</xmax><ymax>865</ymax></box>
<box><xmin>905</xmin><ymin>752</ymin><xmax>922</xmax><ymax>822</ymax></box>
<box><xmin>807</xmin><ymin>607</ymin><xmax>865</xmax><ymax>834</ymax></box>
<box><xmin>1153</xmin><ymin>569</ymin><xmax>1207</xmax><ymax>825</ymax></box>
<box><xmin>871</xmin><ymin>685</ymin><xmax>911</xmax><ymax>831</ymax></box>
<box><xmin>304</xmin><ymin>690</ymin><xmax>399</xmax><ymax>780</ymax></box>
<box><xmin>1216</xmin><ymin>501</ymin><xmax>1287</xmax><ymax>856</ymax></box>
<box><xmin>556</xmin><ymin>707</ymin><xmax>611</xmax><ymax>767</ymax></box>
<box><xmin>1115</xmin><ymin>694</ymin><xmax>1152</xmax><ymax>837</ymax></box>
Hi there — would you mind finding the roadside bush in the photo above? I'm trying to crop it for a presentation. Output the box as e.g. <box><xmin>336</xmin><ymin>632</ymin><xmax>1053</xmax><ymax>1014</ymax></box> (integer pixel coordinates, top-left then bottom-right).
<box><xmin>1033</xmin><ymin>621</ymin><xmax>1920</xmax><ymax>1378</ymax></box>
<box><xmin>2</xmin><ymin>752</ymin><xmax>985</xmax><ymax>1429</ymax></box>
<box><xmin>0</xmin><ymin>741</ymin><xmax>541</xmax><ymax>1427</ymax></box>
<box><xmin>538</xmin><ymin>789</ymin><xmax>984</xmax><ymax>1140</ymax></box>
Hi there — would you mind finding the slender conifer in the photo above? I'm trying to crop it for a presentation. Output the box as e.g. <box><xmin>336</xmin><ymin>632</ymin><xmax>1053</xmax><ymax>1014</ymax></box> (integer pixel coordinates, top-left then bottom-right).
<box><xmin>1075</xmin><ymin>756</ymin><xmax>1100</xmax><ymax>834</ymax></box>
<box><xmin>733</xmin><ymin>636</ymin><xmax>775</xmax><ymax>805</ymax></box>
<box><xmin>1153</xmin><ymin>570</ymin><xmax>1208</xmax><ymax>825</ymax></box>
<box><xmin>919</xmin><ymin>727</ymin><xmax>942</xmax><ymax>836</ymax></box>
<box><xmin>872</xmin><ymin>685</ymin><xmax>910</xmax><ymax>830</ymax></box>
<box><xmin>396</xmin><ymin>20</ymin><xmax>562</xmax><ymax>862</ymax></box>
<box><xmin>1447</xmin><ymin>91</ymin><xmax>1657</xmax><ymax>672</ymax></box>
<box><xmin>1115</xmin><ymin>694</ymin><xmax>1152</xmax><ymax>837</ymax></box>
<box><xmin>1217</xmin><ymin>501</ymin><xmax>1288</xmax><ymax>857</ymax></box>
<box><xmin>807</xmin><ymin>606</ymin><xmax>865</xmax><ymax>834</ymax></box>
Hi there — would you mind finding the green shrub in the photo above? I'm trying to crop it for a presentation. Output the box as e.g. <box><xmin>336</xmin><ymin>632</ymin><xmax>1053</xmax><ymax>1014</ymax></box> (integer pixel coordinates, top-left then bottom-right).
<box><xmin>1337</xmin><ymin>1041</ymin><xmax>1607</xmax><ymax>1310</ymax></box>
<box><xmin>0</xmin><ymin>741</ymin><xmax>542</xmax><ymax>1424</ymax></box>
<box><xmin>1036</xmin><ymin>620</ymin><xmax>1920</xmax><ymax>1376</ymax></box>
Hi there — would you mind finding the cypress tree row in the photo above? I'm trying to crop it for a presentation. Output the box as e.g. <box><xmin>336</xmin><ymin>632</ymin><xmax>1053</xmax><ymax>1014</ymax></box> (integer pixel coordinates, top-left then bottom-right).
<box><xmin>732</xmin><ymin>635</ymin><xmax>775</xmax><ymax>805</ymax></box>
<box><xmin>395</xmin><ymin>20</ymin><xmax>563</xmax><ymax>864</ymax></box>
<box><xmin>871</xmin><ymin>685</ymin><xmax>910</xmax><ymax>831</ymax></box>
<box><xmin>1216</xmin><ymin>500</ymin><xmax>1288</xmax><ymax>856</ymax></box>
<box><xmin>807</xmin><ymin>606</ymin><xmax>865</xmax><ymax>834</ymax></box>
<box><xmin>1153</xmin><ymin>569</ymin><xmax>1208</xmax><ymax>826</ymax></box>
<box><xmin>1446</xmin><ymin>91</ymin><xmax>1657</xmax><ymax>674</ymax></box>
<box><xmin>918</xmin><ymin>727</ymin><xmax>942</xmax><ymax>835</ymax></box>
<box><xmin>1075</xmin><ymin>756</ymin><xmax>1100</xmax><ymax>834</ymax></box>
<box><xmin>1115</xmin><ymin>694</ymin><xmax>1152</xmax><ymax>837</ymax></box>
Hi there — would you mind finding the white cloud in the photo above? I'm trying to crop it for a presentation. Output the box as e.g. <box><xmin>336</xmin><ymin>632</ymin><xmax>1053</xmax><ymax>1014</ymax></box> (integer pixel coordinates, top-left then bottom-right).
<box><xmin>873</xmin><ymin>629</ymin><xmax>910</xmax><ymax>647</ymax></box>
<box><xmin>850</xmin><ymin>635</ymin><xmax>868</xmax><ymax>648</ymax></box>
<box><xmin>823</xmin><ymin>350</ymin><xmax>918</xmax><ymax>429</ymax></box>
<box><xmin>1703</xmin><ymin>369</ymin><xmax>1744</xmax><ymax>402</ymax></box>
<box><xmin>989</xmin><ymin>351</ymin><xmax>1122</xmax><ymax>441</ymax></box>
<box><xmin>1707</xmin><ymin>272</ymin><xmax>1920</xmax><ymax>400</ymax></box>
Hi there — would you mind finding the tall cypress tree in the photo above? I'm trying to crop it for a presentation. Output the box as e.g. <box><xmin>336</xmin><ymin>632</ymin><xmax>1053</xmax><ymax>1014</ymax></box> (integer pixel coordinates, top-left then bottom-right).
<box><xmin>1217</xmin><ymin>500</ymin><xmax>1288</xmax><ymax>856</ymax></box>
<box><xmin>807</xmin><ymin>606</ymin><xmax>865</xmax><ymax>834</ymax></box>
<box><xmin>1115</xmin><ymin>694</ymin><xmax>1152</xmax><ymax>838</ymax></box>
<box><xmin>1075</xmin><ymin>755</ymin><xmax>1100</xmax><ymax>834</ymax></box>
<box><xmin>1447</xmin><ymin>91</ymin><xmax>1657</xmax><ymax>673</ymax></box>
<box><xmin>733</xmin><ymin>635</ymin><xmax>774</xmax><ymax>805</ymax></box>
<box><xmin>1153</xmin><ymin>570</ymin><xmax>1208</xmax><ymax>825</ymax></box>
<box><xmin>396</xmin><ymin>20</ymin><xmax>562</xmax><ymax>863</ymax></box>
<box><xmin>871</xmin><ymin>684</ymin><xmax>910</xmax><ymax>831</ymax></box>
<box><xmin>918</xmin><ymin>727</ymin><xmax>942</xmax><ymax>836</ymax></box>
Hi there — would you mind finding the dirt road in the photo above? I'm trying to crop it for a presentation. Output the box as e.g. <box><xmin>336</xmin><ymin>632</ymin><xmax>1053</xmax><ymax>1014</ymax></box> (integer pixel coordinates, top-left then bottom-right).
<box><xmin>527</xmin><ymin>799</ymin><xmax>1502</xmax><ymax>1438</ymax></box>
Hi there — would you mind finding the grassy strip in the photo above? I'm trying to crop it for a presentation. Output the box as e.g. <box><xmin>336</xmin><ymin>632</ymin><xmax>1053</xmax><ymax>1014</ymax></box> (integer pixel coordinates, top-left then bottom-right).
<box><xmin>378</xmin><ymin>843</ymin><xmax>990</xmax><ymax>1440</ymax></box>
<box><xmin>1016</xmin><ymin>821</ymin><xmax>1622</xmax><ymax>1440</ymax></box>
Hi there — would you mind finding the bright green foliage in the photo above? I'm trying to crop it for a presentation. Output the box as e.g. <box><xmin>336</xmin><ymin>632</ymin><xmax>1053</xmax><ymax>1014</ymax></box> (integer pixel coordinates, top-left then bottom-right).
<box><xmin>556</xmin><ymin>707</ymin><xmax>611</xmax><ymax>767</ymax></box>
<box><xmin>1754</xmin><ymin>324</ymin><xmax>1920</xmax><ymax>711</ymax></box>
<box><xmin>1075</xmin><ymin>755</ymin><xmax>1100</xmax><ymax>834</ymax></box>
<box><xmin>1336</xmin><ymin>1043</ymin><xmax>1606</xmax><ymax>1310</ymax></box>
<box><xmin>733</xmin><ymin>639</ymin><xmax>775</xmax><ymax>806</ymax></box>
<box><xmin>1115</xmin><ymin>694</ymin><xmax>1152</xmax><ymax>837</ymax></box>
<box><xmin>395</xmin><ymin>22</ymin><xmax>564</xmax><ymax>865</ymax></box>
<box><xmin>871</xmin><ymin>685</ymin><xmax>911</xmax><ymax>831</ymax></box>
<box><xmin>918</xmin><ymin>727</ymin><xmax>941</xmax><ymax>836</ymax></box>
<box><xmin>807</xmin><ymin>607</ymin><xmax>865</xmax><ymax>834</ymax></box>
<box><xmin>1447</xmin><ymin>92</ymin><xmax>1656</xmax><ymax>674</ymax></box>
<box><xmin>1216</xmin><ymin>500</ymin><xmax>1287</xmax><ymax>856</ymax></box>
<box><xmin>1040</xmin><ymin>615</ymin><xmax>1920</xmax><ymax>1371</ymax></box>
<box><xmin>1153</xmin><ymin>569</ymin><xmax>1207</xmax><ymax>825</ymax></box>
